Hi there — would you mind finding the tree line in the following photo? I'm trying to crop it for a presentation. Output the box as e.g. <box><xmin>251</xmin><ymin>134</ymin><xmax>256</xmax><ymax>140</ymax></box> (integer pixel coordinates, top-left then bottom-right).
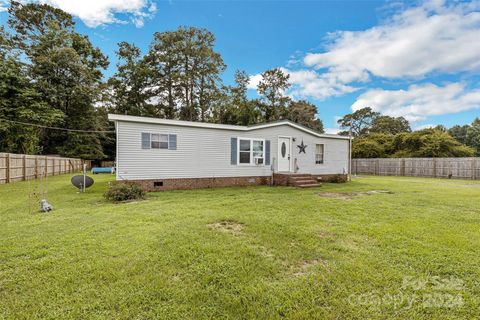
<box><xmin>0</xmin><ymin>1</ymin><xmax>322</xmax><ymax>160</ymax></box>
<box><xmin>336</xmin><ymin>107</ymin><xmax>480</xmax><ymax>158</ymax></box>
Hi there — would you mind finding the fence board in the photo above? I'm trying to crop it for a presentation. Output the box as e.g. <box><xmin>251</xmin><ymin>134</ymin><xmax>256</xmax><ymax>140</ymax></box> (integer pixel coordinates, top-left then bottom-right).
<box><xmin>353</xmin><ymin>157</ymin><xmax>480</xmax><ymax>180</ymax></box>
<box><xmin>0</xmin><ymin>153</ymin><xmax>85</xmax><ymax>184</ymax></box>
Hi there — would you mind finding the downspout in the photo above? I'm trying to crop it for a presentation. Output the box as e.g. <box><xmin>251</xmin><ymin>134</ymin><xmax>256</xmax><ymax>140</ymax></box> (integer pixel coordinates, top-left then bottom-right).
<box><xmin>270</xmin><ymin>157</ymin><xmax>276</xmax><ymax>186</ymax></box>
<box><xmin>348</xmin><ymin>134</ymin><xmax>352</xmax><ymax>182</ymax></box>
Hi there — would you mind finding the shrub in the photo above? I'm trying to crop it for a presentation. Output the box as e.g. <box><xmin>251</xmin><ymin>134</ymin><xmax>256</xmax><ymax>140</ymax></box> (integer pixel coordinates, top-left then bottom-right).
<box><xmin>104</xmin><ymin>182</ymin><xmax>145</xmax><ymax>202</ymax></box>
<box><xmin>328</xmin><ymin>174</ymin><xmax>347</xmax><ymax>183</ymax></box>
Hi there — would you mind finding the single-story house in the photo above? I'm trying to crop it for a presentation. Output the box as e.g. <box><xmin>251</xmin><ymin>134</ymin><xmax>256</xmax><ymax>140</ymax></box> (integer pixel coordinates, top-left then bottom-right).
<box><xmin>108</xmin><ymin>114</ymin><xmax>352</xmax><ymax>191</ymax></box>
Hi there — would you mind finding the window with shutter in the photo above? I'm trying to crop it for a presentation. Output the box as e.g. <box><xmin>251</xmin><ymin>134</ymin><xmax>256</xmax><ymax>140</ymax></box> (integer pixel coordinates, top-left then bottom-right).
<box><xmin>142</xmin><ymin>132</ymin><xmax>177</xmax><ymax>150</ymax></box>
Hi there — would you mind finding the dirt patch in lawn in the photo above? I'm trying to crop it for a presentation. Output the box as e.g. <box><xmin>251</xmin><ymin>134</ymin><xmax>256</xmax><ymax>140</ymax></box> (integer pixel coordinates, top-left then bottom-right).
<box><xmin>289</xmin><ymin>259</ymin><xmax>328</xmax><ymax>277</ymax></box>
<box><xmin>318</xmin><ymin>190</ymin><xmax>393</xmax><ymax>200</ymax></box>
<box><xmin>318</xmin><ymin>230</ymin><xmax>337</xmax><ymax>238</ymax></box>
<box><xmin>207</xmin><ymin>220</ymin><xmax>244</xmax><ymax>235</ymax></box>
<box><xmin>317</xmin><ymin>230</ymin><xmax>338</xmax><ymax>242</ymax></box>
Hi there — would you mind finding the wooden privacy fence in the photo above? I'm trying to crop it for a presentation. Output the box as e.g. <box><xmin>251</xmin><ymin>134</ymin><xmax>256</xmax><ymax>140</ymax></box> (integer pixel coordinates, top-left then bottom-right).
<box><xmin>352</xmin><ymin>158</ymin><xmax>480</xmax><ymax>180</ymax></box>
<box><xmin>0</xmin><ymin>153</ymin><xmax>84</xmax><ymax>184</ymax></box>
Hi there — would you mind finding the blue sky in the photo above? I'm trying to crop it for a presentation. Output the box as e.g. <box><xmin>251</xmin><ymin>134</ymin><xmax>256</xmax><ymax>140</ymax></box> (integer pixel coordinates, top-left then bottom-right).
<box><xmin>1</xmin><ymin>0</ymin><xmax>479</xmax><ymax>132</ymax></box>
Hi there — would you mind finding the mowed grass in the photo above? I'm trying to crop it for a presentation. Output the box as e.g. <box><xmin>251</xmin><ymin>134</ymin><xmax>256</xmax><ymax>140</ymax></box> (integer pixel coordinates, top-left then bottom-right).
<box><xmin>0</xmin><ymin>174</ymin><xmax>479</xmax><ymax>319</ymax></box>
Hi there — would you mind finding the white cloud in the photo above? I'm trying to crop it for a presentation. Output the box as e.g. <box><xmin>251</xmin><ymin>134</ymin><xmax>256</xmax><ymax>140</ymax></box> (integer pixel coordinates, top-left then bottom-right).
<box><xmin>0</xmin><ymin>0</ymin><xmax>7</xmax><ymax>12</ymax></box>
<box><xmin>351</xmin><ymin>83</ymin><xmax>480</xmax><ymax>122</ymax></box>
<box><xmin>31</xmin><ymin>0</ymin><xmax>157</xmax><ymax>27</ymax></box>
<box><xmin>284</xmin><ymin>68</ymin><xmax>358</xmax><ymax>100</ymax></box>
<box><xmin>247</xmin><ymin>74</ymin><xmax>262</xmax><ymax>90</ymax></box>
<box><xmin>250</xmin><ymin>0</ymin><xmax>480</xmax><ymax>106</ymax></box>
<box><xmin>304</xmin><ymin>0</ymin><xmax>480</xmax><ymax>84</ymax></box>
<box><xmin>249</xmin><ymin>1</ymin><xmax>480</xmax><ymax>101</ymax></box>
<box><xmin>247</xmin><ymin>68</ymin><xmax>357</xmax><ymax>100</ymax></box>
<box><xmin>324</xmin><ymin>128</ymin><xmax>340</xmax><ymax>134</ymax></box>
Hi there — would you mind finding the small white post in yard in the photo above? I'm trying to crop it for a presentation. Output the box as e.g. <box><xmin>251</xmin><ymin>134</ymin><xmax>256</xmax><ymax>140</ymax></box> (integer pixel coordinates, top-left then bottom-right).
<box><xmin>82</xmin><ymin>162</ymin><xmax>87</xmax><ymax>193</ymax></box>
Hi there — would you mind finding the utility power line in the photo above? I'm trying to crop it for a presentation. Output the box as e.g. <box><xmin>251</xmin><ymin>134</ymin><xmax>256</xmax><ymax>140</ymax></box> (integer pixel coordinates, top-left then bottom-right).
<box><xmin>0</xmin><ymin>118</ymin><xmax>115</xmax><ymax>133</ymax></box>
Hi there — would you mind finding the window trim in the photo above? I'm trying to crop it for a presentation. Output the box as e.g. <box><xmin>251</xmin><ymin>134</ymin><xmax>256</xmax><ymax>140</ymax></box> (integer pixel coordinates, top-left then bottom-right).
<box><xmin>237</xmin><ymin>137</ymin><xmax>265</xmax><ymax>166</ymax></box>
<box><xmin>315</xmin><ymin>143</ymin><xmax>325</xmax><ymax>165</ymax></box>
<box><xmin>150</xmin><ymin>133</ymin><xmax>169</xmax><ymax>149</ymax></box>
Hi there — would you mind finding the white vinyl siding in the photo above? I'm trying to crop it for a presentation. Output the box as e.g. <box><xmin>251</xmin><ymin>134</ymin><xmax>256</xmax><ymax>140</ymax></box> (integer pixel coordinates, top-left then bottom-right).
<box><xmin>115</xmin><ymin>121</ymin><xmax>349</xmax><ymax>180</ymax></box>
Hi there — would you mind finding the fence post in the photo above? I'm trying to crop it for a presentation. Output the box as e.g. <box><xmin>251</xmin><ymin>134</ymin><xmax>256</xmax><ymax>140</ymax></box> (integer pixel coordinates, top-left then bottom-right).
<box><xmin>400</xmin><ymin>159</ymin><xmax>406</xmax><ymax>176</ymax></box>
<box><xmin>472</xmin><ymin>158</ymin><xmax>477</xmax><ymax>180</ymax></box>
<box><xmin>433</xmin><ymin>158</ymin><xmax>437</xmax><ymax>178</ymax></box>
<box><xmin>45</xmin><ymin>156</ymin><xmax>48</xmax><ymax>177</ymax></box>
<box><xmin>34</xmin><ymin>156</ymin><xmax>38</xmax><ymax>179</ymax></box>
<box><xmin>6</xmin><ymin>153</ymin><xmax>10</xmax><ymax>183</ymax></box>
<box><xmin>22</xmin><ymin>155</ymin><xmax>26</xmax><ymax>181</ymax></box>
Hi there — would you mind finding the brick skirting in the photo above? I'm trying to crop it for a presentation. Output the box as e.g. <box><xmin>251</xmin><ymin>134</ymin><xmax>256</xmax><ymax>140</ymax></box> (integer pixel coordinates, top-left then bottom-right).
<box><xmin>312</xmin><ymin>174</ymin><xmax>348</xmax><ymax>183</ymax></box>
<box><xmin>123</xmin><ymin>176</ymin><xmax>272</xmax><ymax>191</ymax></box>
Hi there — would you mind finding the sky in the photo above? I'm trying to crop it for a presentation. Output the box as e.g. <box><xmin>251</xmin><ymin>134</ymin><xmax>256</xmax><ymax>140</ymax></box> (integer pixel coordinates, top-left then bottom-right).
<box><xmin>1</xmin><ymin>0</ymin><xmax>479</xmax><ymax>133</ymax></box>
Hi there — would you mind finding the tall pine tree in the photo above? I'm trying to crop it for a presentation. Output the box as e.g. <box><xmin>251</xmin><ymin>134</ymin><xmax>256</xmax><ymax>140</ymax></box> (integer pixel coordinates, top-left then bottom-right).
<box><xmin>7</xmin><ymin>1</ymin><xmax>109</xmax><ymax>159</ymax></box>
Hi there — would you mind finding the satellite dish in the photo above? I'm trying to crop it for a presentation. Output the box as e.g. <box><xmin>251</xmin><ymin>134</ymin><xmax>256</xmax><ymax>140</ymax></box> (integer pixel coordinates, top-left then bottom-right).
<box><xmin>71</xmin><ymin>175</ymin><xmax>94</xmax><ymax>190</ymax></box>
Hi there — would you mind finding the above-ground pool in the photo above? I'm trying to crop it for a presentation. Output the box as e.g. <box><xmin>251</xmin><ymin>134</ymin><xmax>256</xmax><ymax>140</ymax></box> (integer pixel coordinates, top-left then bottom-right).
<box><xmin>91</xmin><ymin>167</ymin><xmax>115</xmax><ymax>174</ymax></box>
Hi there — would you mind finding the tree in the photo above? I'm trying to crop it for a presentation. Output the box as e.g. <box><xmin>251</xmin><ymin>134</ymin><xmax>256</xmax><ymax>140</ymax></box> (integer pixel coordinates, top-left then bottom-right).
<box><xmin>392</xmin><ymin>129</ymin><xmax>474</xmax><ymax>158</ymax></box>
<box><xmin>145</xmin><ymin>31</ymin><xmax>183</xmax><ymax>119</ymax></box>
<box><xmin>257</xmin><ymin>68</ymin><xmax>291</xmax><ymax>122</ymax></box>
<box><xmin>351</xmin><ymin>129</ymin><xmax>475</xmax><ymax>158</ymax></box>
<box><xmin>448</xmin><ymin>119</ymin><xmax>480</xmax><ymax>156</ymax></box>
<box><xmin>465</xmin><ymin>118</ymin><xmax>480</xmax><ymax>156</ymax></box>
<box><xmin>284</xmin><ymin>100</ymin><xmax>324</xmax><ymax>133</ymax></box>
<box><xmin>146</xmin><ymin>27</ymin><xmax>226</xmax><ymax>122</ymax></box>
<box><xmin>107</xmin><ymin>42</ymin><xmax>153</xmax><ymax>117</ymax></box>
<box><xmin>448</xmin><ymin>124</ymin><xmax>469</xmax><ymax>145</ymax></box>
<box><xmin>352</xmin><ymin>133</ymin><xmax>394</xmax><ymax>158</ymax></box>
<box><xmin>152</xmin><ymin>27</ymin><xmax>226</xmax><ymax>122</ymax></box>
<box><xmin>0</xmin><ymin>54</ymin><xmax>63</xmax><ymax>154</ymax></box>
<box><xmin>337</xmin><ymin>107</ymin><xmax>380</xmax><ymax>137</ymax></box>
<box><xmin>8</xmin><ymin>1</ymin><xmax>109</xmax><ymax>159</ymax></box>
<box><xmin>352</xmin><ymin>139</ymin><xmax>385</xmax><ymax>158</ymax></box>
<box><xmin>370</xmin><ymin>115</ymin><xmax>410</xmax><ymax>135</ymax></box>
<box><xmin>231</xmin><ymin>70</ymin><xmax>259</xmax><ymax>126</ymax></box>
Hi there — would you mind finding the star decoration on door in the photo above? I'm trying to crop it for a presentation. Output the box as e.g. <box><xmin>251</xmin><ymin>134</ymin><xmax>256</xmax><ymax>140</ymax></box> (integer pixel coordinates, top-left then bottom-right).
<box><xmin>297</xmin><ymin>139</ymin><xmax>307</xmax><ymax>154</ymax></box>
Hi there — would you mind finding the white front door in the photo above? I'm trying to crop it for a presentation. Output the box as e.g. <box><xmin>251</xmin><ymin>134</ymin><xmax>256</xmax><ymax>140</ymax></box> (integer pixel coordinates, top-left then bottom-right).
<box><xmin>278</xmin><ymin>137</ymin><xmax>291</xmax><ymax>172</ymax></box>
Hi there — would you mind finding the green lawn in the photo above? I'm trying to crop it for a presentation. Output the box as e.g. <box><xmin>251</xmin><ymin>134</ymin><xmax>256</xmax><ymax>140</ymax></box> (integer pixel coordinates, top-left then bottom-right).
<box><xmin>1</xmin><ymin>174</ymin><xmax>479</xmax><ymax>319</ymax></box>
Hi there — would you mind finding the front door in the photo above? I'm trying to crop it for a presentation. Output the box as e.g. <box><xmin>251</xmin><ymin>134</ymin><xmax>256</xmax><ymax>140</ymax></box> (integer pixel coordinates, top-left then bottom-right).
<box><xmin>278</xmin><ymin>137</ymin><xmax>291</xmax><ymax>172</ymax></box>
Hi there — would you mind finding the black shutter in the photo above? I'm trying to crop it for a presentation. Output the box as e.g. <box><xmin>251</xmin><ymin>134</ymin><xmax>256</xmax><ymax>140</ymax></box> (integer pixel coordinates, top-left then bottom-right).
<box><xmin>141</xmin><ymin>133</ymin><xmax>150</xmax><ymax>149</ymax></box>
<box><xmin>265</xmin><ymin>140</ymin><xmax>271</xmax><ymax>165</ymax></box>
<box><xmin>231</xmin><ymin>137</ymin><xmax>237</xmax><ymax>165</ymax></box>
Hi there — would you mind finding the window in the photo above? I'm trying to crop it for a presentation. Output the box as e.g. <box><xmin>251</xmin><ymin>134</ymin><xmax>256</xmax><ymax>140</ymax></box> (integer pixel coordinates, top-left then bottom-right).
<box><xmin>315</xmin><ymin>144</ymin><xmax>324</xmax><ymax>164</ymax></box>
<box><xmin>142</xmin><ymin>133</ymin><xmax>177</xmax><ymax>150</ymax></box>
<box><xmin>151</xmin><ymin>134</ymin><xmax>168</xmax><ymax>149</ymax></box>
<box><xmin>239</xmin><ymin>139</ymin><xmax>251</xmax><ymax>164</ymax></box>
<box><xmin>238</xmin><ymin>138</ymin><xmax>264</xmax><ymax>165</ymax></box>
